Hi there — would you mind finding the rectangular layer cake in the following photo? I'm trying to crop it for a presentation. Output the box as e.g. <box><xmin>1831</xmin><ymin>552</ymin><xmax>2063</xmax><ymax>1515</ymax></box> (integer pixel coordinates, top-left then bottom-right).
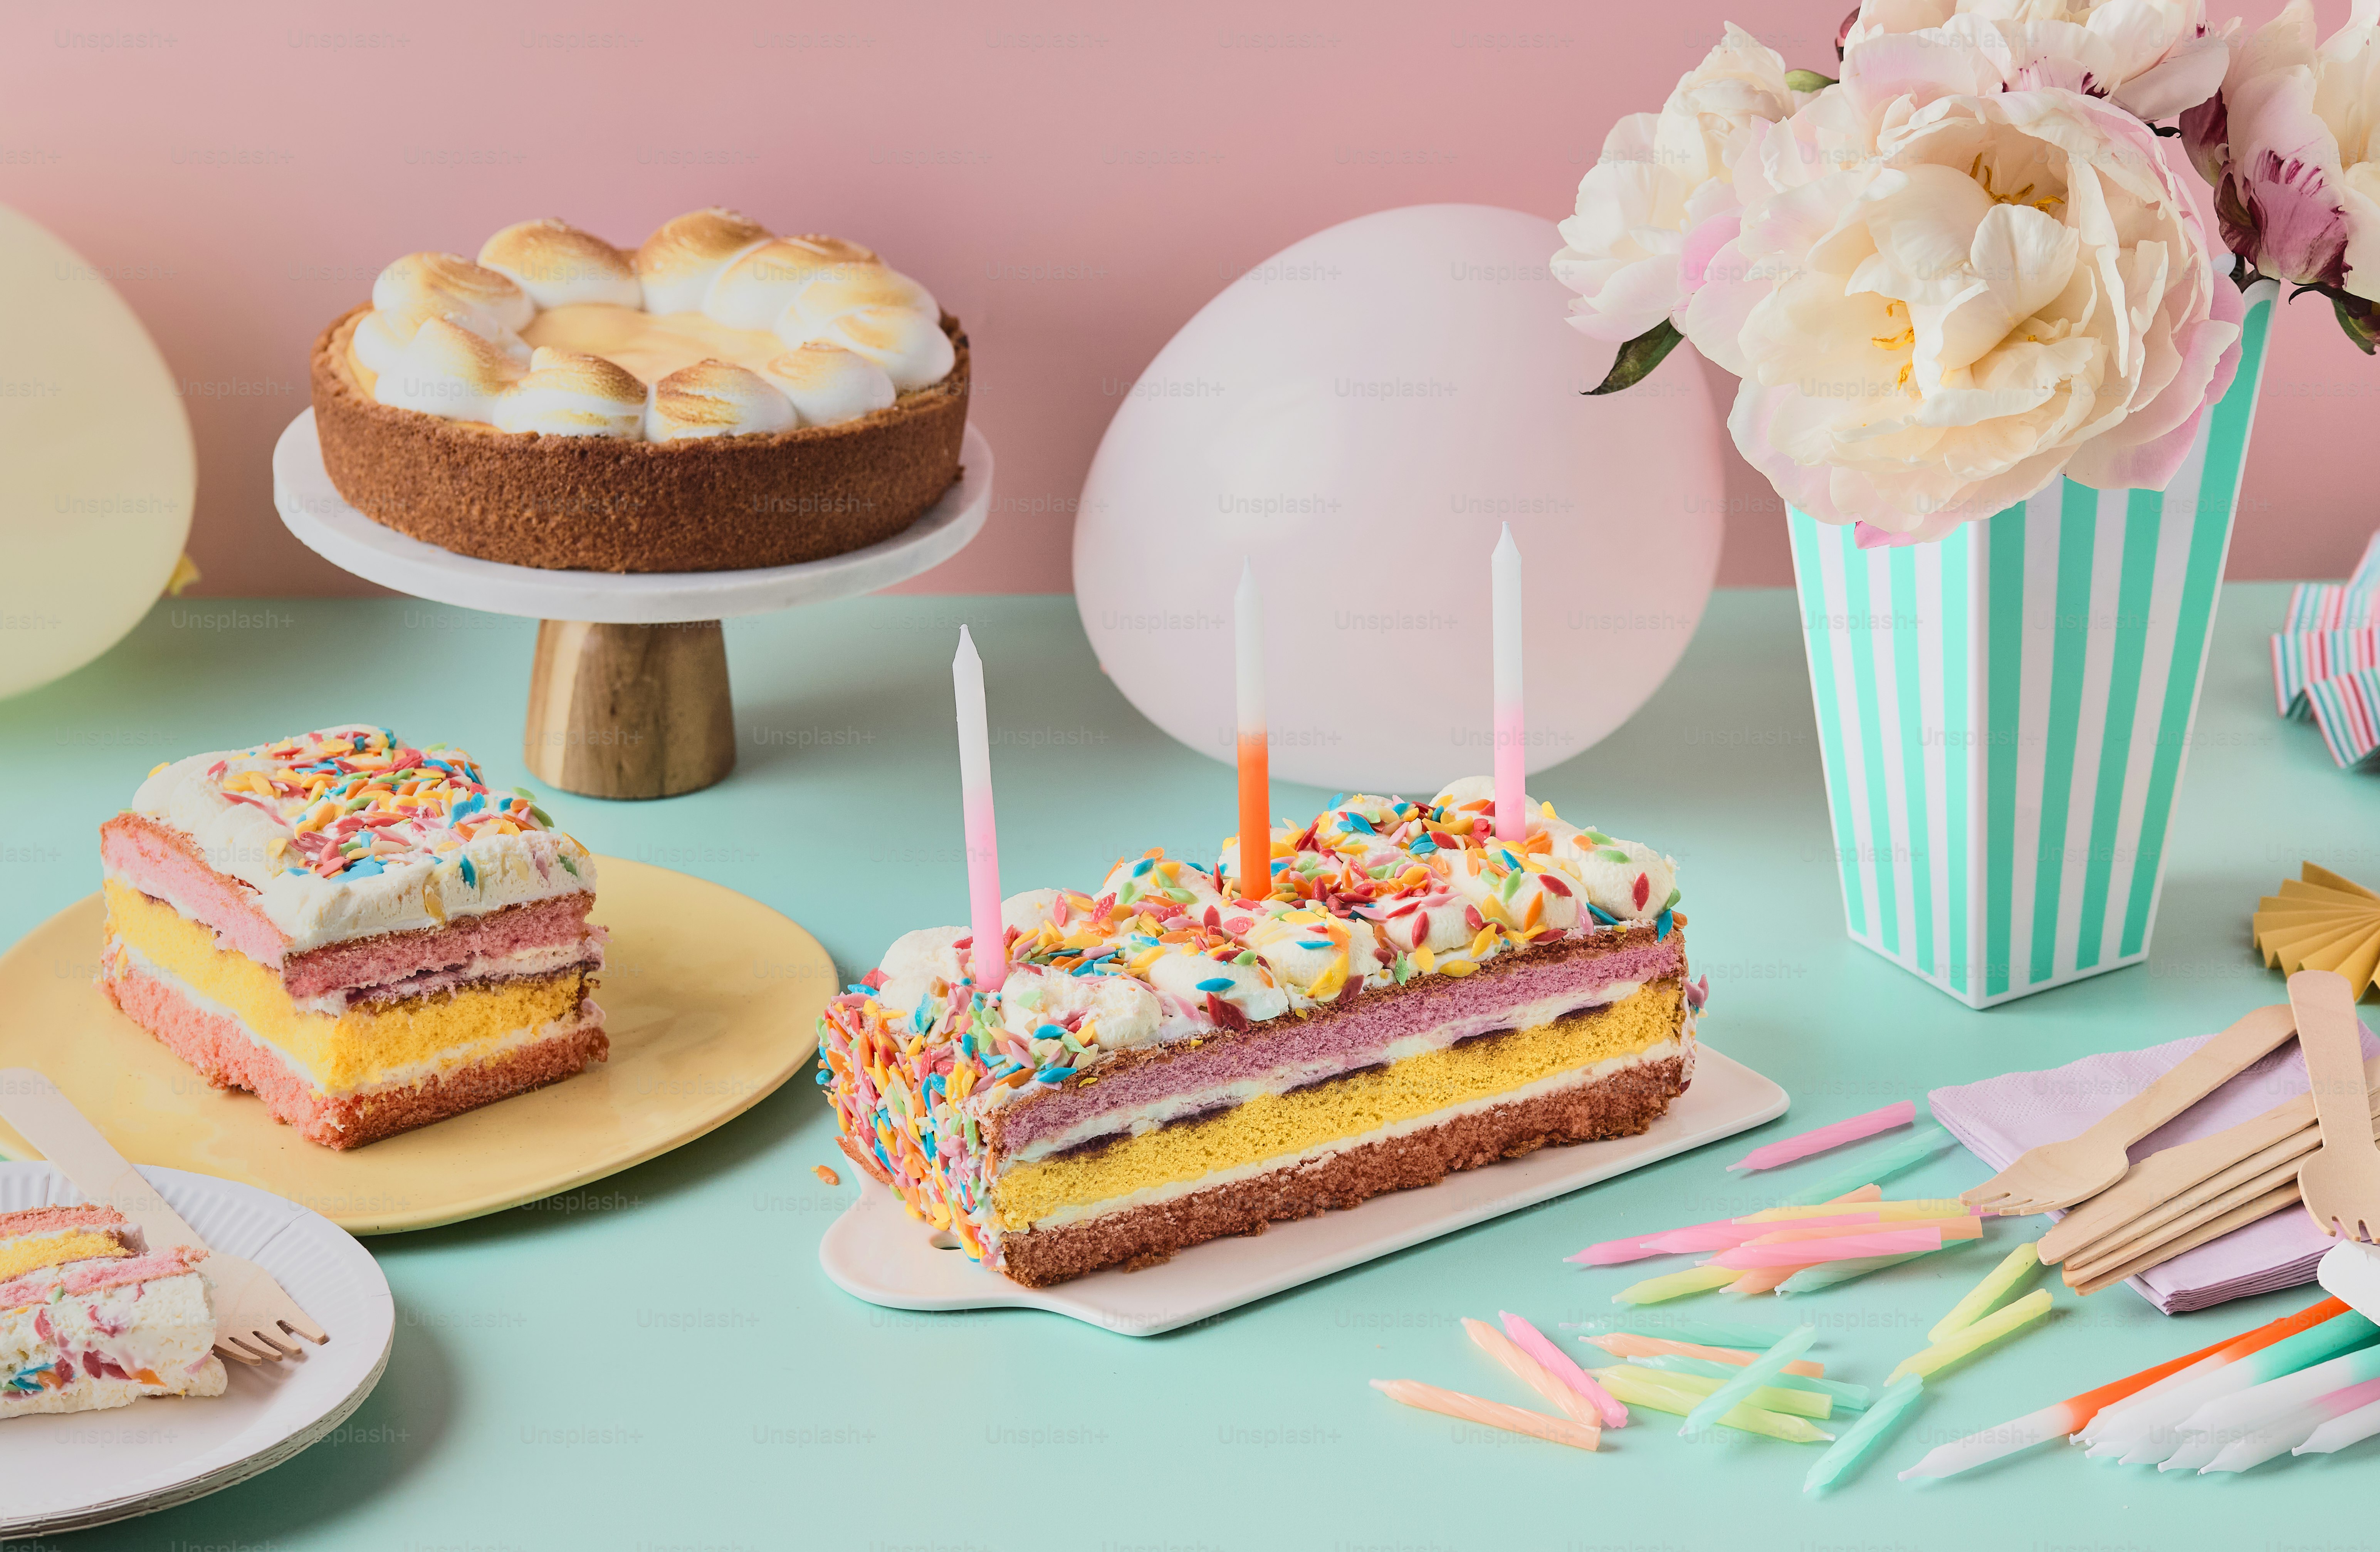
<box><xmin>0</xmin><ymin>1206</ymin><xmax>225</xmax><ymax>1417</ymax></box>
<box><xmin>99</xmin><ymin>725</ymin><xmax>607</xmax><ymax>1149</ymax></box>
<box><xmin>818</xmin><ymin>777</ymin><xmax>1703</xmax><ymax>1287</ymax></box>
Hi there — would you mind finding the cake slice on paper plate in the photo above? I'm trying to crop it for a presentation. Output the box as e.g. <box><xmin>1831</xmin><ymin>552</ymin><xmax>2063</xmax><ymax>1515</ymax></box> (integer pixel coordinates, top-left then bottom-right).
<box><xmin>818</xmin><ymin>777</ymin><xmax>1700</xmax><ymax>1287</ymax></box>
<box><xmin>98</xmin><ymin>725</ymin><xmax>607</xmax><ymax>1149</ymax></box>
<box><xmin>0</xmin><ymin>1206</ymin><xmax>225</xmax><ymax>1416</ymax></box>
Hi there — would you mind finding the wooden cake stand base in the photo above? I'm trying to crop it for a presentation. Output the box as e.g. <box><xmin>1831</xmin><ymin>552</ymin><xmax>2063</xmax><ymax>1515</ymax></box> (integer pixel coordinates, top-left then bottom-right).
<box><xmin>272</xmin><ymin>409</ymin><xmax>993</xmax><ymax>799</ymax></box>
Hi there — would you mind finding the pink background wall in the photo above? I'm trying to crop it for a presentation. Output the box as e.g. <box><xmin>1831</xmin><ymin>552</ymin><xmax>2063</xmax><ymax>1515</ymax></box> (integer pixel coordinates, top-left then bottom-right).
<box><xmin>8</xmin><ymin>0</ymin><xmax>2366</xmax><ymax>596</ymax></box>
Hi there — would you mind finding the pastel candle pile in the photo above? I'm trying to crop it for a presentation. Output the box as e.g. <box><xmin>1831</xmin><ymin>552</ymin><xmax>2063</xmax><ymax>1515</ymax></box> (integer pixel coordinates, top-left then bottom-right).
<box><xmin>1368</xmin><ymin>1308</ymin><xmax>1624</xmax><ymax>1455</ymax></box>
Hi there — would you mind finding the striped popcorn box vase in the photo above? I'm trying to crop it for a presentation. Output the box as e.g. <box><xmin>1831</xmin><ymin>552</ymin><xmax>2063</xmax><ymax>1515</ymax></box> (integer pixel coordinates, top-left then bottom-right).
<box><xmin>1785</xmin><ymin>282</ymin><xmax>2277</xmax><ymax>1008</ymax></box>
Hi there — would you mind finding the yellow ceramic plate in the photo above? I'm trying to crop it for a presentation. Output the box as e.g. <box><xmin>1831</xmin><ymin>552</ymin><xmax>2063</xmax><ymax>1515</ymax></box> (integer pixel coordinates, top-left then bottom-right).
<box><xmin>0</xmin><ymin>857</ymin><xmax>829</xmax><ymax>1233</ymax></box>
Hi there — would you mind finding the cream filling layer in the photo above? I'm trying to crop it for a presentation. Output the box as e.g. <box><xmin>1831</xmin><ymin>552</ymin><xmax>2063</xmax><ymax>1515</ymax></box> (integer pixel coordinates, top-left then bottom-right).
<box><xmin>1008</xmin><ymin>980</ymin><xmax>1647</xmax><ymax>1164</ymax></box>
<box><xmin>1007</xmin><ymin>1035</ymin><xmax>1686</xmax><ymax>1236</ymax></box>
<box><xmin>113</xmin><ymin>937</ymin><xmax>598</xmax><ymax>1100</ymax></box>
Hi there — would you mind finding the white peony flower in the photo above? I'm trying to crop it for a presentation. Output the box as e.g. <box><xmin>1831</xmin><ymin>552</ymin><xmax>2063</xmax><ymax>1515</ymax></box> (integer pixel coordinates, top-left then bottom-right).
<box><xmin>2182</xmin><ymin>0</ymin><xmax>2380</xmax><ymax>347</ymax></box>
<box><xmin>1681</xmin><ymin>31</ymin><xmax>2242</xmax><ymax>541</ymax></box>
<box><xmin>1846</xmin><ymin>0</ymin><xmax>2232</xmax><ymax>120</ymax></box>
<box><xmin>1552</xmin><ymin>25</ymin><xmax>1805</xmax><ymax>346</ymax></box>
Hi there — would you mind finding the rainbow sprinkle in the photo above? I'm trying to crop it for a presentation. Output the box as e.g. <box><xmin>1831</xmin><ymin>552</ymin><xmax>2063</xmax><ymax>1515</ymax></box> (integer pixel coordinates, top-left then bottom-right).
<box><xmin>200</xmin><ymin>727</ymin><xmax>564</xmax><ymax>883</ymax></box>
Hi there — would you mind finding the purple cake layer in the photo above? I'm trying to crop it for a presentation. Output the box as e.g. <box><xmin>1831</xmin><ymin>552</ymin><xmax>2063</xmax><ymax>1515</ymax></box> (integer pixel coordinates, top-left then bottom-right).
<box><xmin>987</xmin><ymin>934</ymin><xmax>1683</xmax><ymax>1158</ymax></box>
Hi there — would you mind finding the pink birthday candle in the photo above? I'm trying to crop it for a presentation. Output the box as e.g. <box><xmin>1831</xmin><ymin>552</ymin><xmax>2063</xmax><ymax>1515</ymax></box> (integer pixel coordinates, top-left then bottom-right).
<box><xmin>1499</xmin><ymin>1310</ymin><xmax>1628</xmax><ymax>1428</ymax></box>
<box><xmin>952</xmin><ymin>626</ymin><xmax>1007</xmax><ymax>991</ymax></box>
<box><xmin>1491</xmin><ymin>523</ymin><xmax>1525</xmax><ymax>843</ymax></box>
<box><xmin>1712</xmin><ymin>1228</ymin><xmax>1943</xmax><ymax>1269</ymax></box>
<box><xmin>1639</xmin><ymin>1212</ymin><xmax>1883</xmax><ymax>1255</ymax></box>
<box><xmin>1726</xmin><ymin>1100</ymin><xmax>1917</xmax><ymax>1173</ymax></box>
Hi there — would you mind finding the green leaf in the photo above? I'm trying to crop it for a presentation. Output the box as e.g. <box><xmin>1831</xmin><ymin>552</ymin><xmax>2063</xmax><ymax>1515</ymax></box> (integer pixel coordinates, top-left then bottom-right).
<box><xmin>1584</xmin><ymin>319</ymin><xmax>1685</xmax><ymax>396</ymax></box>
<box><xmin>1783</xmin><ymin>69</ymin><xmax>1836</xmax><ymax>91</ymax></box>
<box><xmin>2330</xmin><ymin>291</ymin><xmax>2380</xmax><ymax>355</ymax></box>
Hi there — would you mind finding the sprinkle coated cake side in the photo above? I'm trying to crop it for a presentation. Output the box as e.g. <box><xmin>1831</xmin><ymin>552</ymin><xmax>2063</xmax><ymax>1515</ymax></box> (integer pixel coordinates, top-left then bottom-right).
<box><xmin>817</xmin><ymin>777</ymin><xmax>1704</xmax><ymax>1287</ymax></box>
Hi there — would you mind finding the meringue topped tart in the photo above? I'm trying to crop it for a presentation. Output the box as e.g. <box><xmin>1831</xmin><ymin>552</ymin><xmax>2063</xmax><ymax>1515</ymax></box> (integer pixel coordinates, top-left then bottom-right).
<box><xmin>309</xmin><ymin>209</ymin><xmax>969</xmax><ymax>574</ymax></box>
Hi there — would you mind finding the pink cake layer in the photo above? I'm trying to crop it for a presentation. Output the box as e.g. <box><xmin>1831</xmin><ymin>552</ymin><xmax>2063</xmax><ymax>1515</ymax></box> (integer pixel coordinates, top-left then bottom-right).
<box><xmin>101</xmin><ymin>955</ymin><xmax>607</xmax><ymax>1150</ymax></box>
<box><xmin>101</xmin><ymin>812</ymin><xmax>594</xmax><ymax>998</ymax></box>
<box><xmin>990</xmin><ymin>935</ymin><xmax>1686</xmax><ymax>1156</ymax></box>
<box><xmin>0</xmin><ymin>1246</ymin><xmax>205</xmax><ymax>1312</ymax></box>
<box><xmin>0</xmin><ymin>1206</ymin><xmax>131</xmax><ymax>1239</ymax></box>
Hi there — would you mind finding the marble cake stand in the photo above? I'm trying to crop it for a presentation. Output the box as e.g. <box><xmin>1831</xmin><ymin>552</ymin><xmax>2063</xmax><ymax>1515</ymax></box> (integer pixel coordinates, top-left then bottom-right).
<box><xmin>272</xmin><ymin>408</ymin><xmax>992</xmax><ymax>799</ymax></box>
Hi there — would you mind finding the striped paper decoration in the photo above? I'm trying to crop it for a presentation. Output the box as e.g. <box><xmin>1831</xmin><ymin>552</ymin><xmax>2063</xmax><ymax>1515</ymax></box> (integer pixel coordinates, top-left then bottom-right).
<box><xmin>2283</xmin><ymin>583</ymin><xmax>2380</xmax><ymax>633</ymax></box>
<box><xmin>2307</xmin><ymin>668</ymin><xmax>2380</xmax><ymax>770</ymax></box>
<box><xmin>2272</xmin><ymin>627</ymin><xmax>2380</xmax><ymax>718</ymax></box>
<box><xmin>1786</xmin><ymin>283</ymin><xmax>2276</xmax><ymax>1008</ymax></box>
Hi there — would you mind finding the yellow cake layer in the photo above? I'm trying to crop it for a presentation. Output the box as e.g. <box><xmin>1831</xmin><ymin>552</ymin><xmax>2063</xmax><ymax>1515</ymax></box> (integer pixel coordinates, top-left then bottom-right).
<box><xmin>992</xmin><ymin>983</ymin><xmax>1682</xmax><ymax>1231</ymax></box>
<box><xmin>0</xmin><ymin>1231</ymin><xmax>128</xmax><ymax>1284</ymax></box>
<box><xmin>103</xmin><ymin>879</ymin><xmax>583</xmax><ymax>1096</ymax></box>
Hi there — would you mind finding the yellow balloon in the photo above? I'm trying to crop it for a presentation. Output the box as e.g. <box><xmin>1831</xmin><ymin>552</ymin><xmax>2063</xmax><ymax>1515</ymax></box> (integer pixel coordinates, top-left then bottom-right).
<box><xmin>0</xmin><ymin>203</ymin><xmax>194</xmax><ymax>699</ymax></box>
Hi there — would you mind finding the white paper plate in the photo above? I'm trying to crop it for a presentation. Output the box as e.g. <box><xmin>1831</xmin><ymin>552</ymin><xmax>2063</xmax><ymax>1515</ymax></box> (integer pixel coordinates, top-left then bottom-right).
<box><xmin>0</xmin><ymin>1163</ymin><xmax>394</xmax><ymax>1537</ymax></box>
<box><xmin>820</xmin><ymin>1044</ymin><xmax>1787</xmax><ymax>1335</ymax></box>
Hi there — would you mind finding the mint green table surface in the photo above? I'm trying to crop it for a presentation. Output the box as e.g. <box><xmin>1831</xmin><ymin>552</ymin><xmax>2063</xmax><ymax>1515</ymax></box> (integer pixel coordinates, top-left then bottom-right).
<box><xmin>0</xmin><ymin>584</ymin><xmax>2359</xmax><ymax>1547</ymax></box>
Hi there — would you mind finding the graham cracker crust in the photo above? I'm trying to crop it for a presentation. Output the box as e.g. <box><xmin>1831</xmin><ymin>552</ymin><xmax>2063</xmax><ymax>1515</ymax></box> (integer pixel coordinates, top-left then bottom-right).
<box><xmin>309</xmin><ymin>304</ymin><xmax>970</xmax><ymax>573</ymax></box>
<box><xmin>992</xmin><ymin>1052</ymin><xmax>1690</xmax><ymax>1288</ymax></box>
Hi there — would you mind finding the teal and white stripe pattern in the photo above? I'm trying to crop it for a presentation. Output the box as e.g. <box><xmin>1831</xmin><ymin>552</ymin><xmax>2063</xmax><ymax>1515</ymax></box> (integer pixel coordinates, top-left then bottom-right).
<box><xmin>1785</xmin><ymin>282</ymin><xmax>2275</xmax><ymax>1008</ymax></box>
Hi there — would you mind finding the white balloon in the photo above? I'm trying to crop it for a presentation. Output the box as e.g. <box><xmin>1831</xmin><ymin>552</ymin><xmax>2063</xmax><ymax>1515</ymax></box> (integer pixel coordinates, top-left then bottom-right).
<box><xmin>1073</xmin><ymin>203</ymin><xmax>1724</xmax><ymax>794</ymax></box>
<box><xmin>0</xmin><ymin>204</ymin><xmax>194</xmax><ymax>700</ymax></box>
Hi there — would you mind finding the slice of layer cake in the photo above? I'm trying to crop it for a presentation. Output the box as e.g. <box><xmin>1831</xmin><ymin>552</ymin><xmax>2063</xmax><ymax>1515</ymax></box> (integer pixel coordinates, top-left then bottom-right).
<box><xmin>818</xmin><ymin>777</ymin><xmax>1705</xmax><ymax>1287</ymax></box>
<box><xmin>100</xmin><ymin>725</ymin><xmax>607</xmax><ymax>1149</ymax></box>
<box><xmin>0</xmin><ymin>1206</ymin><xmax>226</xmax><ymax>1417</ymax></box>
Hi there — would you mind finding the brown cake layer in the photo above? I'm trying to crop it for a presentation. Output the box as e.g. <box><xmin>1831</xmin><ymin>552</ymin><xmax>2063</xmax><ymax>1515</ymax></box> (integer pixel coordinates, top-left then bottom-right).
<box><xmin>966</xmin><ymin>1052</ymin><xmax>1690</xmax><ymax>1288</ymax></box>
<box><xmin>317</xmin><ymin>1021</ymin><xmax>610</xmax><ymax>1148</ymax></box>
<box><xmin>309</xmin><ymin>304</ymin><xmax>970</xmax><ymax>573</ymax></box>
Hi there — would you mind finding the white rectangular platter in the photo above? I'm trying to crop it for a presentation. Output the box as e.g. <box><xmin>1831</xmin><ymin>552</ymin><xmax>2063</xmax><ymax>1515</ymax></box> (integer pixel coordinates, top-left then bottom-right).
<box><xmin>818</xmin><ymin>1043</ymin><xmax>1786</xmax><ymax>1335</ymax></box>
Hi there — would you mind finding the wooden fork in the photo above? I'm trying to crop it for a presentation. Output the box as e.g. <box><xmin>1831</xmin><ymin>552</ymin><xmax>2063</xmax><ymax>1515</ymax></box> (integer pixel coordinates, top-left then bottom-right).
<box><xmin>2291</xmin><ymin>971</ymin><xmax>2380</xmax><ymax>1243</ymax></box>
<box><xmin>0</xmin><ymin>1069</ymin><xmax>328</xmax><ymax>1366</ymax></box>
<box><xmin>1962</xmin><ymin>1004</ymin><xmax>2298</xmax><ymax>1218</ymax></box>
<box><xmin>2040</xmin><ymin>1054</ymin><xmax>2380</xmax><ymax>1267</ymax></box>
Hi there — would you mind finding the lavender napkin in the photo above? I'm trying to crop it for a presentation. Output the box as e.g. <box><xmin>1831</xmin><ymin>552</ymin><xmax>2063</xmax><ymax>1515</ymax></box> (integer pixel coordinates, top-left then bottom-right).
<box><xmin>1929</xmin><ymin>1021</ymin><xmax>2380</xmax><ymax>1314</ymax></box>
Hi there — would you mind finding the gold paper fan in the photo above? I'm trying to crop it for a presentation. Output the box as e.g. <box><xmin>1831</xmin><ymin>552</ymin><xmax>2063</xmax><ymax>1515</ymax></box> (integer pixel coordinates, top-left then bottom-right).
<box><xmin>2253</xmin><ymin>863</ymin><xmax>2380</xmax><ymax>1000</ymax></box>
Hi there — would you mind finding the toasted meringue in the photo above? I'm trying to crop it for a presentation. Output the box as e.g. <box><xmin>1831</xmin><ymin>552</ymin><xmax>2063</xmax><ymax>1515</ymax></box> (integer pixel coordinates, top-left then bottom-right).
<box><xmin>636</xmin><ymin>207</ymin><xmax>771</xmax><ymax>315</ymax></box>
<box><xmin>371</xmin><ymin>252</ymin><xmax>533</xmax><ymax>336</ymax></box>
<box><xmin>761</xmin><ymin>344</ymin><xmax>897</xmax><ymax>426</ymax></box>
<box><xmin>810</xmin><ymin>307</ymin><xmax>955</xmax><ymax>392</ymax></box>
<box><xmin>775</xmin><ymin>266</ymin><xmax>937</xmax><ymax>345</ymax></box>
<box><xmin>353</xmin><ymin>304</ymin><xmax>531</xmax><ymax>377</ymax></box>
<box><xmin>645</xmin><ymin>359</ymin><xmax>798</xmax><ymax>441</ymax></box>
<box><xmin>479</xmin><ymin>219</ymin><xmax>640</xmax><ymax>309</ymax></box>
<box><xmin>373</xmin><ymin>317</ymin><xmax>529</xmax><ymax>422</ymax></box>
<box><xmin>704</xmin><ymin>237</ymin><xmax>886</xmax><ymax>331</ymax></box>
<box><xmin>492</xmin><ymin>347</ymin><xmax>648</xmax><ymax>438</ymax></box>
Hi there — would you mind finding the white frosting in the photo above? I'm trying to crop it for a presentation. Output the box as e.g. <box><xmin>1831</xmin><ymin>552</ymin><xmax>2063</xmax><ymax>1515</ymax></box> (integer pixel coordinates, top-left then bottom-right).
<box><xmin>810</xmin><ymin>305</ymin><xmax>956</xmax><ymax>391</ymax></box>
<box><xmin>644</xmin><ymin>359</ymin><xmax>796</xmax><ymax>441</ymax></box>
<box><xmin>1427</xmin><ymin>778</ymin><xmax>1676</xmax><ymax>926</ymax></box>
<box><xmin>634</xmin><ymin>208</ymin><xmax>772</xmax><ymax>315</ymax></box>
<box><xmin>760</xmin><ymin>345</ymin><xmax>896</xmax><ymax>427</ymax></box>
<box><xmin>478</xmin><ymin>218</ymin><xmax>642</xmax><ymax>309</ymax></box>
<box><xmin>372</xmin><ymin>317</ymin><xmax>528</xmax><ymax>422</ymax></box>
<box><xmin>494</xmin><ymin>348</ymin><xmax>648</xmax><ymax>438</ymax></box>
<box><xmin>0</xmin><ymin>1264</ymin><xmax>222</xmax><ymax>1405</ymax></box>
<box><xmin>129</xmin><ymin>731</ymin><xmax>596</xmax><ymax>953</ymax></box>
<box><xmin>1143</xmin><ymin>948</ymin><xmax>1288</xmax><ymax>1024</ymax></box>
<box><xmin>995</xmin><ymin>964</ymin><xmax>1164</xmax><ymax>1053</ymax></box>
<box><xmin>873</xmin><ymin>926</ymin><xmax>969</xmax><ymax>1015</ymax></box>
<box><xmin>371</xmin><ymin>251</ymin><xmax>533</xmax><ymax>335</ymax></box>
